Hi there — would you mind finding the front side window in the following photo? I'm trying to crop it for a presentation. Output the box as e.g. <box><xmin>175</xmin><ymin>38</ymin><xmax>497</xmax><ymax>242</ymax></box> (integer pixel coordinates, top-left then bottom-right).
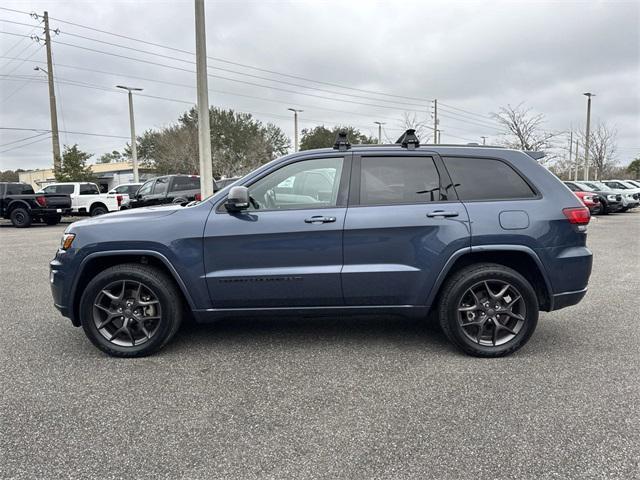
<box><xmin>565</xmin><ymin>182</ymin><xmax>580</xmax><ymax>192</ymax></box>
<box><xmin>137</xmin><ymin>181</ymin><xmax>154</xmax><ymax>196</ymax></box>
<box><xmin>248</xmin><ymin>157</ymin><xmax>344</xmax><ymax>210</ymax></box>
<box><xmin>360</xmin><ymin>156</ymin><xmax>442</xmax><ymax>205</ymax></box>
<box><xmin>443</xmin><ymin>157</ymin><xmax>536</xmax><ymax>201</ymax></box>
<box><xmin>153</xmin><ymin>178</ymin><xmax>169</xmax><ymax>195</ymax></box>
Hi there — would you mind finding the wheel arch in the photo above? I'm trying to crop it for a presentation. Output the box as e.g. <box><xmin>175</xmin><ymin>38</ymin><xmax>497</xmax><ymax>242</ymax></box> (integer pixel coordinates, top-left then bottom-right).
<box><xmin>6</xmin><ymin>199</ymin><xmax>31</xmax><ymax>215</ymax></box>
<box><xmin>427</xmin><ymin>246</ymin><xmax>553</xmax><ymax>312</ymax></box>
<box><xmin>70</xmin><ymin>250</ymin><xmax>196</xmax><ymax>326</ymax></box>
<box><xmin>89</xmin><ymin>202</ymin><xmax>108</xmax><ymax>213</ymax></box>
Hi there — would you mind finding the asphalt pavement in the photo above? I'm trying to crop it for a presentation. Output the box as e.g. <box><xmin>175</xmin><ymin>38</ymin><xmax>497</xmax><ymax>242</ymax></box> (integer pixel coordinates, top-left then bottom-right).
<box><xmin>0</xmin><ymin>212</ymin><xmax>639</xmax><ymax>479</ymax></box>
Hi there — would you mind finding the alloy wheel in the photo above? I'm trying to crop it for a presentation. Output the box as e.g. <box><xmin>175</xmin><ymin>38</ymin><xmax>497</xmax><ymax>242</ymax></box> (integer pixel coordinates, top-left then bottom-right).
<box><xmin>457</xmin><ymin>280</ymin><xmax>526</xmax><ymax>347</ymax></box>
<box><xmin>92</xmin><ymin>280</ymin><xmax>162</xmax><ymax>347</ymax></box>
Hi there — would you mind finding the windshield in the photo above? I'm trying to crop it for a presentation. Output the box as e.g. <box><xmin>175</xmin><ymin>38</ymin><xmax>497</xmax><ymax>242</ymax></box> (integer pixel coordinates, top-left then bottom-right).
<box><xmin>581</xmin><ymin>182</ymin><xmax>600</xmax><ymax>191</ymax></box>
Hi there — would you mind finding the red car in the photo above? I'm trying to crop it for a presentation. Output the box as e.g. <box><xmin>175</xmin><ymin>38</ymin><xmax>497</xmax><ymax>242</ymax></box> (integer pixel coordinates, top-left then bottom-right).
<box><xmin>573</xmin><ymin>191</ymin><xmax>601</xmax><ymax>214</ymax></box>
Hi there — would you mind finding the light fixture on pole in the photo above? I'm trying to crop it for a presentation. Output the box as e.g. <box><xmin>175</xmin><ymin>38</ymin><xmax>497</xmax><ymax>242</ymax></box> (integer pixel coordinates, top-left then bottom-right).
<box><xmin>116</xmin><ymin>85</ymin><xmax>143</xmax><ymax>182</ymax></box>
<box><xmin>373</xmin><ymin>121</ymin><xmax>385</xmax><ymax>144</ymax></box>
<box><xmin>288</xmin><ymin>108</ymin><xmax>303</xmax><ymax>152</ymax></box>
<box><xmin>583</xmin><ymin>92</ymin><xmax>595</xmax><ymax>181</ymax></box>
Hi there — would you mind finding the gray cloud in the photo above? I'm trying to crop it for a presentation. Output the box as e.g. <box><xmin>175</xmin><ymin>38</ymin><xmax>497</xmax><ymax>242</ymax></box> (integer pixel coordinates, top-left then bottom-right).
<box><xmin>1</xmin><ymin>0</ymin><xmax>638</xmax><ymax>170</ymax></box>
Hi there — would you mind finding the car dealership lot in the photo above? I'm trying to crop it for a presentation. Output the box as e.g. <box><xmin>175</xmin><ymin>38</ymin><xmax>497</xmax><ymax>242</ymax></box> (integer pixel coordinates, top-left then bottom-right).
<box><xmin>1</xmin><ymin>214</ymin><xmax>638</xmax><ymax>479</ymax></box>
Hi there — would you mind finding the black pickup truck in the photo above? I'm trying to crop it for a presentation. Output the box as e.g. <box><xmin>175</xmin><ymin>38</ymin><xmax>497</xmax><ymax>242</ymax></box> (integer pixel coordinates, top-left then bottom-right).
<box><xmin>0</xmin><ymin>182</ymin><xmax>72</xmax><ymax>227</ymax></box>
<box><xmin>130</xmin><ymin>175</ymin><xmax>221</xmax><ymax>208</ymax></box>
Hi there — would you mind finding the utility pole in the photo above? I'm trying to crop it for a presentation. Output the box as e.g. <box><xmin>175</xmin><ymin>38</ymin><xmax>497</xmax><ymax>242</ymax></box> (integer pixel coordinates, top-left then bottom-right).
<box><xmin>568</xmin><ymin>131</ymin><xmax>573</xmax><ymax>179</ymax></box>
<box><xmin>116</xmin><ymin>85</ymin><xmax>143</xmax><ymax>182</ymax></box>
<box><xmin>374</xmin><ymin>121</ymin><xmax>385</xmax><ymax>144</ymax></box>
<box><xmin>437</xmin><ymin>130</ymin><xmax>443</xmax><ymax>144</ymax></box>
<box><xmin>481</xmin><ymin>136</ymin><xmax>487</xmax><ymax>145</ymax></box>
<box><xmin>43</xmin><ymin>11</ymin><xmax>61</xmax><ymax>170</ymax></box>
<box><xmin>432</xmin><ymin>99</ymin><xmax>438</xmax><ymax>144</ymax></box>
<box><xmin>583</xmin><ymin>92</ymin><xmax>595</xmax><ymax>181</ymax></box>
<box><xmin>287</xmin><ymin>108</ymin><xmax>303</xmax><ymax>152</ymax></box>
<box><xmin>194</xmin><ymin>0</ymin><xmax>213</xmax><ymax>198</ymax></box>
<box><xmin>574</xmin><ymin>138</ymin><xmax>579</xmax><ymax>181</ymax></box>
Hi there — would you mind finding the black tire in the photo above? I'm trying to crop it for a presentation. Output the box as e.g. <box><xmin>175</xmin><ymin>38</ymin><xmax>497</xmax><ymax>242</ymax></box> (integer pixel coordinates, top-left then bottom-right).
<box><xmin>79</xmin><ymin>263</ymin><xmax>183</xmax><ymax>357</ymax></box>
<box><xmin>600</xmin><ymin>201</ymin><xmax>609</xmax><ymax>215</ymax></box>
<box><xmin>44</xmin><ymin>214</ymin><xmax>62</xmax><ymax>225</ymax></box>
<box><xmin>90</xmin><ymin>205</ymin><xmax>108</xmax><ymax>217</ymax></box>
<box><xmin>10</xmin><ymin>207</ymin><xmax>32</xmax><ymax>228</ymax></box>
<box><xmin>438</xmin><ymin>263</ymin><xmax>539</xmax><ymax>357</ymax></box>
<box><xmin>172</xmin><ymin>197</ymin><xmax>188</xmax><ymax>205</ymax></box>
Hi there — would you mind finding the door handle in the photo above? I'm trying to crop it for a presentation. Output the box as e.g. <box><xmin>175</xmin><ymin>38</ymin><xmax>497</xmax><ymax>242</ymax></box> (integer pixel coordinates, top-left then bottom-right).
<box><xmin>304</xmin><ymin>216</ymin><xmax>336</xmax><ymax>224</ymax></box>
<box><xmin>426</xmin><ymin>210</ymin><xmax>459</xmax><ymax>218</ymax></box>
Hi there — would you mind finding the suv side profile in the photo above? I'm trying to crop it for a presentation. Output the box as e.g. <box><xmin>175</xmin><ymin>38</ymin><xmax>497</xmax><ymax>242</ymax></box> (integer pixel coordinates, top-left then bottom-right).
<box><xmin>50</xmin><ymin>132</ymin><xmax>592</xmax><ymax>358</ymax></box>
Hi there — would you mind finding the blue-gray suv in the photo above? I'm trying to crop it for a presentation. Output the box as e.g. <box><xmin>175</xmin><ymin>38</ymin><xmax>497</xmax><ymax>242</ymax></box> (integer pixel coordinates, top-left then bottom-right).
<box><xmin>50</xmin><ymin>131</ymin><xmax>593</xmax><ymax>358</ymax></box>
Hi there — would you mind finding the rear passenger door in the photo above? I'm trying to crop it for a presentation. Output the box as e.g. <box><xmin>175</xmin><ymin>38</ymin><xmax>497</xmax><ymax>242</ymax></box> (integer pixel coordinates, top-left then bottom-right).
<box><xmin>342</xmin><ymin>153</ymin><xmax>471</xmax><ymax>306</ymax></box>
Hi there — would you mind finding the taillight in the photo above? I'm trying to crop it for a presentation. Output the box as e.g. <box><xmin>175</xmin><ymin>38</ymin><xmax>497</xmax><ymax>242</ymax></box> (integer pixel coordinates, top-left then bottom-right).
<box><xmin>194</xmin><ymin>193</ymin><xmax>202</xmax><ymax>201</ymax></box>
<box><xmin>36</xmin><ymin>195</ymin><xmax>47</xmax><ymax>207</ymax></box>
<box><xmin>116</xmin><ymin>194</ymin><xmax>122</xmax><ymax>207</ymax></box>
<box><xmin>563</xmin><ymin>207</ymin><xmax>590</xmax><ymax>225</ymax></box>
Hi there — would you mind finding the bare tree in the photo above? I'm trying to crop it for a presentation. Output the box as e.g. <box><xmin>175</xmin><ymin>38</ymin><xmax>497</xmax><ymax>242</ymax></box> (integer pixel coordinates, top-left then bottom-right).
<box><xmin>491</xmin><ymin>103</ymin><xmax>557</xmax><ymax>156</ymax></box>
<box><xmin>579</xmin><ymin>122</ymin><xmax>618</xmax><ymax>180</ymax></box>
<box><xmin>400</xmin><ymin>112</ymin><xmax>432</xmax><ymax>143</ymax></box>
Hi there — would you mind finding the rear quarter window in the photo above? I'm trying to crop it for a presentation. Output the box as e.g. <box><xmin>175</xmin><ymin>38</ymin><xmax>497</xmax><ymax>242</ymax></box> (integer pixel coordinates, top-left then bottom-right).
<box><xmin>6</xmin><ymin>183</ymin><xmax>34</xmax><ymax>195</ymax></box>
<box><xmin>443</xmin><ymin>157</ymin><xmax>536</xmax><ymax>201</ymax></box>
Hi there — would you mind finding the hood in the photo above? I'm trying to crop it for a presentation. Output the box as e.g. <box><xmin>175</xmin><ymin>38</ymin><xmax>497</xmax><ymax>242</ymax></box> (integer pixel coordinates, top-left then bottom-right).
<box><xmin>68</xmin><ymin>204</ymin><xmax>181</xmax><ymax>230</ymax></box>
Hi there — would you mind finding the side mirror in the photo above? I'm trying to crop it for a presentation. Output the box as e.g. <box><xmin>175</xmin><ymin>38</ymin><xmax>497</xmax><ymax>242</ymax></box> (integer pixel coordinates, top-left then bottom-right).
<box><xmin>225</xmin><ymin>186</ymin><xmax>250</xmax><ymax>211</ymax></box>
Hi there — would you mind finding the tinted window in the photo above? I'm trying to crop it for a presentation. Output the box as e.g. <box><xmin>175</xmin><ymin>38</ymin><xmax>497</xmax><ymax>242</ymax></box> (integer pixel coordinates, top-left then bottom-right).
<box><xmin>444</xmin><ymin>157</ymin><xmax>536</xmax><ymax>200</ymax></box>
<box><xmin>6</xmin><ymin>183</ymin><xmax>34</xmax><ymax>195</ymax></box>
<box><xmin>248</xmin><ymin>157</ymin><xmax>343</xmax><ymax>210</ymax></box>
<box><xmin>153</xmin><ymin>177</ymin><xmax>169</xmax><ymax>195</ymax></box>
<box><xmin>137</xmin><ymin>181</ymin><xmax>154</xmax><ymax>196</ymax></box>
<box><xmin>79</xmin><ymin>184</ymin><xmax>99</xmax><ymax>195</ymax></box>
<box><xmin>170</xmin><ymin>176</ymin><xmax>200</xmax><ymax>192</ymax></box>
<box><xmin>360</xmin><ymin>156</ymin><xmax>441</xmax><ymax>205</ymax></box>
<box><xmin>127</xmin><ymin>185</ymin><xmax>141</xmax><ymax>195</ymax></box>
<box><xmin>564</xmin><ymin>182</ymin><xmax>580</xmax><ymax>192</ymax></box>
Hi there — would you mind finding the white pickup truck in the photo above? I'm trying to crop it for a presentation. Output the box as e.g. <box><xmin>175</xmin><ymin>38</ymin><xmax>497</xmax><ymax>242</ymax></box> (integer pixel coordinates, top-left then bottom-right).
<box><xmin>39</xmin><ymin>182</ymin><xmax>125</xmax><ymax>216</ymax></box>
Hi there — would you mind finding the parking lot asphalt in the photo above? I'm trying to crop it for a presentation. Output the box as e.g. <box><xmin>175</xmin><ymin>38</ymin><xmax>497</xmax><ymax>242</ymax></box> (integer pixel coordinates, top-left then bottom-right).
<box><xmin>0</xmin><ymin>212</ymin><xmax>639</xmax><ymax>480</ymax></box>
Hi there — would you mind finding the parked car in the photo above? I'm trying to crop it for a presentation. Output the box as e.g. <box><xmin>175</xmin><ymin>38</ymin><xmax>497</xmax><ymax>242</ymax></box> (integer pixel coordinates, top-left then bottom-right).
<box><xmin>574</xmin><ymin>191</ymin><xmax>601</xmax><ymax>214</ymax></box>
<box><xmin>39</xmin><ymin>182</ymin><xmax>123</xmax><ymax>216</ymax></box>
<box><xmin>564</xmin><ymin>181</ymin><xmax>623</xmax><ymax>214</ymax></box>
<box><xmin>50</xmin><ymin>131</ymin><xmax>593</xmax><ymax>358</ymax></box>
<box><xmin>108</xmin><ymin>183</ymin><xmax>142</xmax><ymax>209</ymax></box>
<box><xmin>602</xmin><ymin>180</ymin><xmax>640</xmax><ymax>201</ymax></box>
<box><xmin>625</xmin><ymin>180</ymin><xmax>640</xmax><ymax>188</ymax></box>
<box><xmin>582</xmin><ymin>181</ymin><xmax>638</xmax><ymax>211</ymax></box>
<box><xmin>129</xmin><ymin>175</ymin><xmax>217</xmax><ymax>208</ymax></box>
<box><xmin>214</xmin><ymin>177</ymin><xmax>240</xmax><ymax>191</ymax></box>
<box><xmin>1</xmin><ymin>182</ymin><xmax>72</xmax><ymax>227</ymax></box>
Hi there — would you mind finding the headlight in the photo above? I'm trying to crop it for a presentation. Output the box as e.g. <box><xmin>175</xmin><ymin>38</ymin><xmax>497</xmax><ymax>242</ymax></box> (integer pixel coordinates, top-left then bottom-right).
<box><xmin>607</xmin><ymin>194</ymin><xmax>617</xmax><ymax>201</ymax></box>
<box><xmin>60</xmin><ymin>233</ymin><xmax>76</xmax><ymax>250</ymax></box>
<box><xmin>626</xmin><ymin>193</ymin><xmax>634</xmax><ymax>199</ymax></box>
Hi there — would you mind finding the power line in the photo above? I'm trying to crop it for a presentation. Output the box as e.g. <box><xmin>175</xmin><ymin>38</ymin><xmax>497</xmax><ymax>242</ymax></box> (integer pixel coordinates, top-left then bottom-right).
<box><xmin>0</xmin><ymin>134</ymin><xmax>51</xmax><ymax>154</ymax></box>
<box><xmin>0</xmin><ymin>131</ymin><xmax>49</xmax><ymax>148</ymax></box>
<box><xmin>0</xmin><ymin>126</ymin><xmax>130</xmax><ymax>139</ymax></box>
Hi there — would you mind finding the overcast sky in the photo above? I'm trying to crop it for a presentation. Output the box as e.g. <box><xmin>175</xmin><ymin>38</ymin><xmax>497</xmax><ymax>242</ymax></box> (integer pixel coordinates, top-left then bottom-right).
<box><xmin>0</xmin><ymin>0</ymin><xmax>638</xmax><ymax>171</ymax></box>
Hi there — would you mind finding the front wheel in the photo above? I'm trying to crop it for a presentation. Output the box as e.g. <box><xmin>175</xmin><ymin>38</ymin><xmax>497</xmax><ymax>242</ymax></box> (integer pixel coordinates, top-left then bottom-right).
<box><xmin>90</xmin><ymin>205</ymin><xmax>108</xmax><ymax>217</ymax></box>
<box><xmin>79</xmin><ymin>264</ymin><xmax>183</xmax><ymax>357</ymax></box>
<box><xmin>438</xmin><ymin>263</ymin><xmax>539</xmax><ymax>357</ymax></box>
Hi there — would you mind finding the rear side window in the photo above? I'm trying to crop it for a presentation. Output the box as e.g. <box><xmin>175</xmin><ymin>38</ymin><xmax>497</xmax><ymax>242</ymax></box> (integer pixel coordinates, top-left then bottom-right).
<box><xmin>443</xmin><ymin>157</ymin><xmax>536</xmax><ymax>201</ymax></box>
<box><xmin>154</xmin><ymin>178</ymin><xmax>169</xmax><ymax>195</ymax></box>
<box><xmin>170</xmin><ymin>176</ymin><xmax>200</xmax><ymax>192</ymax></box>
<box><xmin>79</xmin><ymin>184</ymin><xmax>99</xmax><ymax>195</ymax></box>
<box><xmin>359</xmin><ymin>156</ymin><xmax>441</xmax><ymax>205</ymax></box>
<box><xmin>6</xmin><ymin>183</ymin><xmax>34</xmax><ymax>195</ymax></box>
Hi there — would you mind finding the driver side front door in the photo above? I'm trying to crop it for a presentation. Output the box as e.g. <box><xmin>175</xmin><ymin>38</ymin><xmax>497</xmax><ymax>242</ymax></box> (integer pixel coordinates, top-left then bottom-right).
<box><xmin>203</xmin><ymin>154</ymin><xmax>351</xmax><ymax>309</ymax></box>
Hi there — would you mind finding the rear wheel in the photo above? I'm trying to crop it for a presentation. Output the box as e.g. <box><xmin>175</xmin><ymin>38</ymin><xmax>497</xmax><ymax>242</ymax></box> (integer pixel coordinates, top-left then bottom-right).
<box><xmin>79</xmin><ymin>264</ymin><xmax>183</xmax><ymax>357</ymax></box>
<box><xmin>90</xmin><ymin>205</ymin><xmax>108</xmax><ymax>216</ymax></box>
<box><xmin>600</xmin><ymin>201</ymin><xmax>609</xmax><ymax>215</ymax></box>
<box><xmin>44</xmin><ymin>214</ymin><xmax>62</xmax><ymax>225</ymax></box>
<box><xmin>438</xmin><ymin>263</ymin><xmax>539</xmax><ymax>357</ymax></box>
<box><xmin>10</xmin><ymin>207</ymin><xmax>31</xmax><ymax>228</ymax></box>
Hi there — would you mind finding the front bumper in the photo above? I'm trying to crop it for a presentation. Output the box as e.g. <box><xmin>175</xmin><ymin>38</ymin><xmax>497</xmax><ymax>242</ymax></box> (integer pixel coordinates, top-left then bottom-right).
<box><xmin>50</xmin><ymin>251</ymin><xmax>78</xmax><ymax>326</ymax></box>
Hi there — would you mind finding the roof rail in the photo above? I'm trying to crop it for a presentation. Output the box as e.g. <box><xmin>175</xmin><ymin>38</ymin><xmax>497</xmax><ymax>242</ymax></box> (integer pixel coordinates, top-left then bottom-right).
<box><xmin>333</xmin><ymin>131</ymin><xmax>351</xmax><ymax>151</ymax></box>
<box><xmin>395</xmin><ymin>129</ymin><xmax>420</xmax><ymax>150</ymax></box>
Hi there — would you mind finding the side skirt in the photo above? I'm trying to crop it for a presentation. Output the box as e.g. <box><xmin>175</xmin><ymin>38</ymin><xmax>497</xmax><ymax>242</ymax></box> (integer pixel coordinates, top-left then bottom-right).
<box><xmin>192</xmin><ymin>305</ymin><xmax>430</xmax><ymax>323</ymax></box>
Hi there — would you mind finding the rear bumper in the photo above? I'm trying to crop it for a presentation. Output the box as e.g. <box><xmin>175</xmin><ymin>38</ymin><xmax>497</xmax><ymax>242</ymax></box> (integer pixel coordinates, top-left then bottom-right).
<box><xmin>550</xmin><ymin>287</ymin><xmax>588</xmax><ymax>311</ymax></box>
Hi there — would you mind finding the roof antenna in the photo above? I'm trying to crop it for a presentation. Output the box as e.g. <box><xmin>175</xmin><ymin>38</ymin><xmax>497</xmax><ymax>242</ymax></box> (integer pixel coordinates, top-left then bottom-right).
<box><xmin>333</xmin><ymin>131</ymin><xmax>351</xmax><ymax>151</ymax></box>
<box><xmin>396</xmin><ymin>129</ymin><xmax>420</xmax><ymax>150</ymax></box>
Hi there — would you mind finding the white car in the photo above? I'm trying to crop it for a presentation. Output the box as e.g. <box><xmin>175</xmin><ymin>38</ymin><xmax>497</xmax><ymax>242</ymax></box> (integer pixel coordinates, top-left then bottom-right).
<box><xmin>107</xmin><ymin>183</ymin><xmax>142</xmax><ymax>209</ymax></box>
<box><xmin>39</xmin><ymin>182</ymin><xmax>124</xmax><ymax>216</ymax></box>
<box><xmin>583</xmin><ymin>181</ymin><xmax>638</xmax><ymax>211</ymax></box>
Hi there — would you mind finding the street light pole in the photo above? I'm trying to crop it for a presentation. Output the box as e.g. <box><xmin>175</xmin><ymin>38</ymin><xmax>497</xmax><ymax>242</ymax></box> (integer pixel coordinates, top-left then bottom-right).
<box><xmin>583</xmin><ymin>92</ymin><xmax>595</xmax><ymax>181</ymax></box>
<box><xmin>116</xmin><ymin>85</ymin><xmax>143</xmax><ymax>183</ymax></box>
<box><xmin>288</xmin><ymin>108</ymin><xmax>303</xmax><ymax>152</ymax></box>
<box><xmin>374</xmin><ymin>121</ymin><xmax>385</xmax><ymax>144</ymax></box>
